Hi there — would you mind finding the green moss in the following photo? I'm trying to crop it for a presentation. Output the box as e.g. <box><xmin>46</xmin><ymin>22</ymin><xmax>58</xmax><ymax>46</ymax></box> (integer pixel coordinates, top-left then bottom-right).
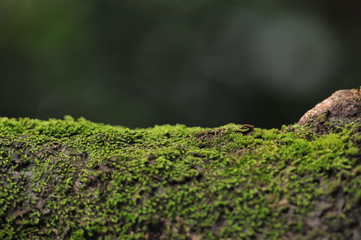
<box><xmin>0</xmin><ymin>117</ymin><xmax>361</xmax><ymax>239</ymax></box>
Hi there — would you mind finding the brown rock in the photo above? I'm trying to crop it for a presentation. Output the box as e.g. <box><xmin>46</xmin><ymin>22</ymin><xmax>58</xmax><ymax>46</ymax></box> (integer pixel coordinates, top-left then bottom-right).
<box><xmin>298</xmin><ymin>89</ymin><xmax>361</xmax><ymax>125</ymax></box>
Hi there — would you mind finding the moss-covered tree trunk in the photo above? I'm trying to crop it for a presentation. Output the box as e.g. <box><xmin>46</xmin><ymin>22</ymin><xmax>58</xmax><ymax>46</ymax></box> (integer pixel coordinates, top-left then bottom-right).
<box><xmin>2</xmin><ymin>89</ymin><xmax>361</xmax><ymax>240</ymax></box>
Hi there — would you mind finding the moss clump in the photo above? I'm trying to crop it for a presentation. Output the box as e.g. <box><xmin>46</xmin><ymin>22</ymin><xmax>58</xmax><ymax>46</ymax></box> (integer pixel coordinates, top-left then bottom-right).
<box><xmin>1</xmin><ymin>116</ymin><xmax>361</xmax><ymax>239</ymax></box>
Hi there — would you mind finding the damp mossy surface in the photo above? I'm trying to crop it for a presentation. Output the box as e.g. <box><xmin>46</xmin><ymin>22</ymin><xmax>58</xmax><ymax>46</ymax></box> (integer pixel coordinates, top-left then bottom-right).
<box><xmin>1</xmin><ymin>116</ymin><xmax>361</xmax><ymax>239</ymax></box>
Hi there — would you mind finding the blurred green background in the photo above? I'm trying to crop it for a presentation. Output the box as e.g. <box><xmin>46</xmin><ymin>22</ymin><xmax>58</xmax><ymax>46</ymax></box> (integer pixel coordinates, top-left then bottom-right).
<box><xmin>1</xmin><ymin>0</ymin><xmax>360</xmax><ymax>128</ymax></box>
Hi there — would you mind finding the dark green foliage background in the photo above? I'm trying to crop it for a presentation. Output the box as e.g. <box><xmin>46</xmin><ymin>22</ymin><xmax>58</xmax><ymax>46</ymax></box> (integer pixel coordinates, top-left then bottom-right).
<box><xmin>1</xmin><ymin>0</ymin><xmax>360</xmax><ymax>127</ymax></box>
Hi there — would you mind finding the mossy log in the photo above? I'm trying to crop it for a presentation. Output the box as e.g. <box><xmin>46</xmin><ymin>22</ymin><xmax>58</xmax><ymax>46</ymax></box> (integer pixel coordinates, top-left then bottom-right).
<box><xmin>2</xmin><ymin>90</ymin><xmax>361</xmax><ymax>239</ymax></box>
